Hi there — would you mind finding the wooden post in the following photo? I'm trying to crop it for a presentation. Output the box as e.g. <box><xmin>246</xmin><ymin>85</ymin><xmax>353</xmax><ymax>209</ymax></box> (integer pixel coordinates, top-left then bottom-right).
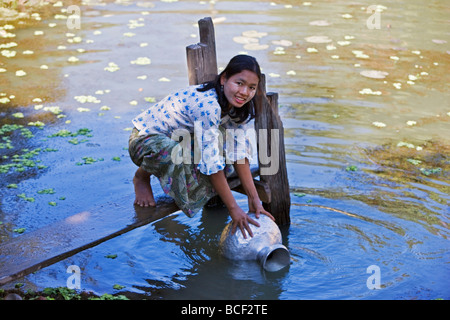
<box><xmin>254</xmin><ymin>76</ymin><xmax>291</xmax><ymax>226</ymax></box>
<box><xmin>186</xmin><ymin>17</ymin><xmax>217</xmax><ymax>85</ymax></box>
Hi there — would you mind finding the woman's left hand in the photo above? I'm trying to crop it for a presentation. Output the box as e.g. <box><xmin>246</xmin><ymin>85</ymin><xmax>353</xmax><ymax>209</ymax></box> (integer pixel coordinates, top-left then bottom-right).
<box><xmin>248</xmin><ymin>197</ymin><xmax>275</xmax><ymax>221</ymax></box>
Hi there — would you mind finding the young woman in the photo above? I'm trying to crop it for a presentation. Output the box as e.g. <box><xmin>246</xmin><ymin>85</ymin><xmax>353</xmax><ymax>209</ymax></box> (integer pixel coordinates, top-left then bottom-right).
<box><xmin>128</xmin><ymin>55</ymin><xmax>274</xmax><ymax>238</ymax></box>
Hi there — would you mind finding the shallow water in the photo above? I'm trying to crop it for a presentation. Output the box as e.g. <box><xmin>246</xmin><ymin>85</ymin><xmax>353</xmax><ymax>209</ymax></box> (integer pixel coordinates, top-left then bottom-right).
<box><xmin>0</xmin><ymin>0</ymin><xmax>449</xmax><ymax>299</ymax></box>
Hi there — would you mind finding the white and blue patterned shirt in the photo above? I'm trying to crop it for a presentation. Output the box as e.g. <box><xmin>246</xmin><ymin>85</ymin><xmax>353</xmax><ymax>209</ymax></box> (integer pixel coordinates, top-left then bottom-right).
<box><xmin>132</xmin><ymin>85</ymin><xmax>255</xmax><ymax>175</ymax></box>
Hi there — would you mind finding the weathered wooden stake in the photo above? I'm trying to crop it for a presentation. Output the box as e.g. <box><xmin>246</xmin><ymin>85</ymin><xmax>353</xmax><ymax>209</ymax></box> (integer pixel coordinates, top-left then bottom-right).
<box><xmin>254</xmin><ymin>77</ymin><xmax>291</xmax><ymax>225</ymax></box>
<box><xmin>186</xmin><ymin>17</ymin><xmax>217</xmax><ymax>85</ymax></box>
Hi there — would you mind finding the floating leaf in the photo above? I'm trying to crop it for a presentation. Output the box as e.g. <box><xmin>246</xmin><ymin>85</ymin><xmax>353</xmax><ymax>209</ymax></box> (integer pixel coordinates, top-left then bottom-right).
<box><xmin>104</xmin><ymin>62</ymin><xmax>119</xmax><ymax>72</ymax></box>
<box><xmin>1</xmin><ymin>49</ymin><xmax>16</xmax><ymax>57</ymax></box>
<box><xmin>17</xmin><ymin>193</ymin><xmax>35</xmax><ymax>202</ymax></box>
<box><xmin>74</xmin><ymin>95</ymin><xmax>100</xmax><ymax>104</ymax></box>
<box><xmin>67</xmin><ymin>56</ymin><xmax>79</xmax><ymax>62</ymax></box>
<box><xmin>397</xmin><ymin>141</ymin><xmax>415</xmax><ymax>149</ymax></box>
<box><xmin>352</xmin><ymin>50</ymin><xmax>369</xmax><ymax>59</ymax></box>
<box><xmin>43</xmin><ymin>106</ymin><xmax>63</xmax><ymax>114</ymax></box>
<box><xmin>372</xmin><ymin>121</ymin><xmax>386</xmax><ymax>127</ymax></box>
<box><xmin>406</xmin><ymin>159</ymin><xmax>422</xmax><ymax>166</ymax></box>
<box><xmin>130</xmin><ymin>57</ymin><xmax>151</xmax><ymax>65</ymax></box>
<box><xmin>420</xmin><ymin>167</ymin><xmax>442</xmax><ymax>176</ymax></box>
<box><xmin>144</xmin><ymin>97</ymin><xmax>156</xmax><ymax>103</ymax></box>
<box><xmin>337</xmin><ymin>40</ymin><xmax>351</xmax><ymax>46</ymax></box>
<box><xmin>360</xmin><ymin>70</ymin><xmax>389</xmax><ymax>79</ymax></box>
<box><xmin>76</xmin><ymin>156</ymin><xmax>104</xmax><ymax>165</ymax></box>
<box><xmin>273</xmin><ymin>47</ymin><xmax>286</xmax><ymax>55</ymax></box>
<box><xmin>113</xmin><ymin>284</ymin><xmax>126</xmax><ymax>290</ymax></box>
<box><xmin>305</xmin><ymin>36</ymin><xmax>332</xmax><ymax>43</ymax></box>
<box><xmin>28</xmin><ymin>121</ymin><xmax>45</xmax><ymax>128</ymax></box>
<box><xmin>15</xmin><ymin>70</ymin><xmax>26</xmax><ymax>77</ymax></box>
<box><xmin>360</xmin><ymin>88</ymin><xmax>382</xmax><ymax>95</ymax></box>
<box><xmin>37</xmin><ymin>188</ymin><xmax>56</xmax><ymax>194</ymax></box>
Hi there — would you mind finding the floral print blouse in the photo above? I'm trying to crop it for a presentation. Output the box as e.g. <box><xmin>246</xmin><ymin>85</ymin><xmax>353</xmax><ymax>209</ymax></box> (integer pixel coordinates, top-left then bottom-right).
<box><xmin>132</xmin><ymin>85</ymin><xmax>254</xmax><ymax>175</ymax></box>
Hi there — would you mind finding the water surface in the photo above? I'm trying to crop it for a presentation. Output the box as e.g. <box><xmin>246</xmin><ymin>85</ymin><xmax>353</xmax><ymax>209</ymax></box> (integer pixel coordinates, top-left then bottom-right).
<box><xmin>0</xmin><ymin>0</ymin><xmax>449</xmax><ymax>299</ymax></box>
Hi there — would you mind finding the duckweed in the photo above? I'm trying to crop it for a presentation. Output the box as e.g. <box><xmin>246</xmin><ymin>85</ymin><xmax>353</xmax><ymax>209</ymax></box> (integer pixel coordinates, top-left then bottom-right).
<box><xmin>17</xmin><ymin>193</ymin><xmax>35</xmax><ymax>202</ymax></box>
<box><xmin>37</xmin><ymin>188</ymin><xmax>55</xmax><ymax>194</ymax></box>
<box><xmin>48</xmin><ymin>128</ymin><xmax>92</xmax><ymax>138</ymax></box>
<box><xmin>0</xmin><ymin>147</ymin><xmax>52</xmax><ymax>174</ymax></box>
<box><xmin>76</xmin><ymin>156</ymin><xmax>104</xmax><ymax>165</ymax></box>
<box><xmin>13</xmin><ymin>228</ymin><xmax>25</xmax><ymax>234</ymax></box>
<box><xmin>113</xmin><ymin>284</ymin><xmax>126</xmax><ymax>290</ymax></box>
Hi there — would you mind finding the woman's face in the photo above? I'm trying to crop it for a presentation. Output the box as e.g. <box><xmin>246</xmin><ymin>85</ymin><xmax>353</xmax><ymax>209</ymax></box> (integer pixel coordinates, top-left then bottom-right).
<box><xmin>220</xmin><ymin>70</ymin><xmax>259</xmax><ymax>109</ymax></box>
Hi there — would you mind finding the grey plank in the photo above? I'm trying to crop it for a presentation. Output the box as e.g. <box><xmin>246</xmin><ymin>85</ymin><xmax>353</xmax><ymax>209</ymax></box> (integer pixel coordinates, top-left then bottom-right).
<box><xmin>0</xmin><ymin>195</ymin><xmax>179</xmax><ymax>286</ymax></box>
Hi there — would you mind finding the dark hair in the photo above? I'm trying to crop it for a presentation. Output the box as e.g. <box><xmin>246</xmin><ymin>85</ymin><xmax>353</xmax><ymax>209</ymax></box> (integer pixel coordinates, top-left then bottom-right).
<box><xmin>197</xmin><ymin>54</ymin><xmax>261</xmax><ymax>124</ymax></box>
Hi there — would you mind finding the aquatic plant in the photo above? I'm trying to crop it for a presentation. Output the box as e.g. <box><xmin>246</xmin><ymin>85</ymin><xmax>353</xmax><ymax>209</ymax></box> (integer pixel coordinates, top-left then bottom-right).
<box><xmin>0</xmin><ymin>286</ymin><xmax>129</xmax><ymax>300</ymax></box>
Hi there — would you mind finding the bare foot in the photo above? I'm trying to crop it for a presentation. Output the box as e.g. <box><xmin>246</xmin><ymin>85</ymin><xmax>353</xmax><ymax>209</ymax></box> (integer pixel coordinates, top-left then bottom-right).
<box><xmin>133</xmin><ymin>168</ymin><xmax>156</xmax><ymax>207</ymax></box>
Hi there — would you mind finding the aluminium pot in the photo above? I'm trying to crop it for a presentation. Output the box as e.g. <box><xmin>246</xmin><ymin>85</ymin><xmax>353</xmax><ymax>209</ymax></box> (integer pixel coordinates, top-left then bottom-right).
<box><xmin>219</xmin><ymin>213</ymin><xmax>290</xmax><ymax>272</ymax></box>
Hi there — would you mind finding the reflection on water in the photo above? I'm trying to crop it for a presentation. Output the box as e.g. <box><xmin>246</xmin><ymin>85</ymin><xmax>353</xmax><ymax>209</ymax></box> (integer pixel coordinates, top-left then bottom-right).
<box><xmin>0</xmin><ymin>0</ymin><xmax>449</xmax><ymax>299</ymax></box>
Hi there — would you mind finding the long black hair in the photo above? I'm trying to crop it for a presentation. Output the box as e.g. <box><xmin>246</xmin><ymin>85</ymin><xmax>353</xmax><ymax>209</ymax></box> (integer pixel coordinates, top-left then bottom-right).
<box><xmin>197</xmin><ymin>54</ymin><xmax>261</xmax><ymax>124</ymax></box>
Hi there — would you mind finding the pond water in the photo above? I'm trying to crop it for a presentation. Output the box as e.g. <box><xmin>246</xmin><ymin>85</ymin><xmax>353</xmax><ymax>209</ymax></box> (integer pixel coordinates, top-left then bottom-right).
<box><xmin>0</xmin><ymin>0</ymin><xmax>449</xmax><ymax>299</ymax></box>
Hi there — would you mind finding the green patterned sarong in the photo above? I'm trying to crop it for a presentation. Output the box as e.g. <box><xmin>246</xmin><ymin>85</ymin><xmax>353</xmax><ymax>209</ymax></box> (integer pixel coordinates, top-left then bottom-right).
<box><xmin>128</xmin><ymin>128</ymin><xmax>234</xmax><ymax>217</ymax></box>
